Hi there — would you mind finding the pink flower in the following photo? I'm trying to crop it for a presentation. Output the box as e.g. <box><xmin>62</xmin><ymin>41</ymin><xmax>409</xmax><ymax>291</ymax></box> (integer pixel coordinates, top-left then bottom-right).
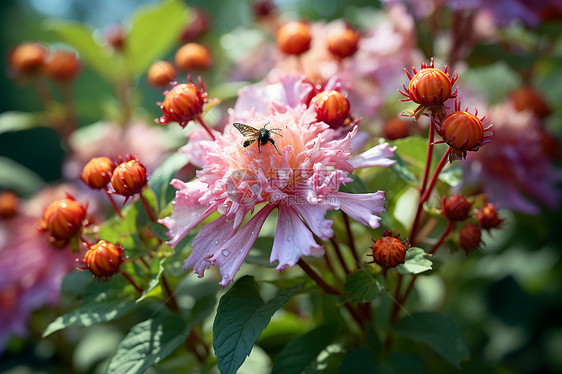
<box><xmin>0</xmin><ymin>185</ymin><xmax>82</xmax><ymax>350</ymax></box>
<box><xmin>161</xmin><ymin>77</ymin><xmax>395</xmax><ymax>286</ymax></box>
<box><xmin>463</xmin><ymin>101</ymin><xmax>562</xmax><ymax>214</ymax></box>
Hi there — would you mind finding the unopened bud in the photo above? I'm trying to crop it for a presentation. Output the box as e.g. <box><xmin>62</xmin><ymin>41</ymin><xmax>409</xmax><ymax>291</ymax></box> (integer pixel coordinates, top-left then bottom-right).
<box><xmin>147</xmin><ymin>61</ymin><xmax>177</xmax><ymax>88</ymax></box>
<box><xmin>174</xmin><ymin>43</ymin><xmax>212</xmax><ymax>71</ymax></box>
<box><xmin>476</xmin><ymin>202</ymin><xmax>503</xmax><ymax>231</ymax></box>
<box><xmin>327</xmin><ymin>27</ymin><xmax>360</xmax><ymax>60</ymax></box>
<box><xmin>111</xmin><ymin>159</ymin><xmax>148</xmax><ymax>197</ymax></box>
<box><xmin>459</xmin><ymin>223</ymin><xmax>482</xmax><ymax>253</ymax></box>
<box><xmin>367</xmin><ymin>231</ymin><xmax>409</xmax><ymax>269</ymax></box>
<box><xmin>9</xmin><ymin>42</ymin><xmax>47</xmax><ymax>76</ymax></box>
<box><xmin>158</xmin><ymin>77</ymin><xmax>208</xmax><ymax>127</ymax></box>
<box><xmin>81</xmin><ymin>157</ymin><xmax>116</xmax><ymax>189</ymax></box>
<box><xmin>310</xmin><ymin>90</ymin><xmax>350</xmax><ymax>128</ymax></box>
<box><xmin>440</xmin><ymin>110</ymin><xmax>484</xmax><ymax>151</ymax></box>
<box><xmin>0</xmin><ymin>191</ymin><xmax>18</xmax><ymax>219</ymax></box>
<box><xmin>39</xmin><ymin>197</ymin><xmax>86</xmax><ymax>240</ymax></box>
<box><xmin>383</xmin><ymin>118</ymin><xmax>410</xmax><ymax>140</ymax></box>
<box><xmin>441</xmin><ymin>195</ymin><xmax>472</xmax><ymax>221</ymax></box>
<box><xmin>83</xmin><ymin>240</ymin><xmax>124</xmax><ymax>279</ymax></box>
<box><xmin>276</xmin><ymin>21</ymin><xmax>311</xmax><ymax>56</ymax></box>
<box><xmin>45</xmin><ymin>50</ymin><xmax>81</xmax><ymax>83</ymax></box>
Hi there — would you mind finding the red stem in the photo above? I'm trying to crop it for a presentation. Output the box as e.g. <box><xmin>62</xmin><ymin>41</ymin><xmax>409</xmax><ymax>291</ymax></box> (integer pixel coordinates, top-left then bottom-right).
<box><xmin>298</xmin><ymin>259</ymin><xmax>341</xmax><ymax>295</ymax></box>
<box><xmin>341</xmin><ymin>212</ymin><xmax>360</xmax><ymax>268</ymax></box>
<box><xmin>139</xmin><ymin>193</ymin><xmax>156</xmax><ymax>222</ymax></box>
<box><xmin>330</xmin><ymin>238</ymin><xmax>351</xmax><ymax>275</ymax></box>
<box><xmin>419</xmin><ymin>119</ymin><xmax>436</xmax><ymax>196</ymax></box>
<box><xmin>420</xmin><ymin>148</ymin><xmax>451</xmax><ymax>204</ymax></box>
<box><xmin>119</xmin><ymin>269</ymin><xmax>143</xmax><ymax>293</ymax></box>
<box><xmin>161</xmin><ymin>274</ymin><xmax>180</xmax><ymax>311</ymax></box>
<box><xmin>196</xmin><ymin>115</ymin><xmax>216</xmax><ymax>141</ymax></box>
<box><xmin>105</xmin><ymin>188</ymin><xmax>123</xmax><ymax>218</ymax></box>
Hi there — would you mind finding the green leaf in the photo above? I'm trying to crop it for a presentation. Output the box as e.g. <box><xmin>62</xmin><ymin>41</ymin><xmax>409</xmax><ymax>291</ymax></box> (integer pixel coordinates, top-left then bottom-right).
<box><xmin>148</xmin><ymin>152</ymin><xmax>189</xmax><ymax>212</ymax></box>
<box><xmin>339</xmin><ymin>270</ymin><xmax>382</xmax><ymax>303</ymax></box>
<box><xmin>438</xmin><ymin>163</ymin><xmax>463</xmax><ymax>187</ymax></box>
<box><xmin>98</xmin><ymin>205</ymin><xmax>144</xmax><ymax>256</ymax></box>
<box><xmin>106</xmin><ymin>312</ymin><xmax>191</xmax><ymax>374</ymax></box>
<box><xmin>0</xmin><ymin>111</ymin><xmax>45</xmax><ymax>134</ymax></box>
<box><xmin>393</xmin><ymin>312</ymin><xmax>469</xmax><ymax>368</ymax></box>
<box><xmin>339</xmin><ymin>347</ymin><xmax>378</xmax><ymax>374</ymax></box>
<box><xmin>340</xmin><ymin>173</ymin><xmax>369</xmax><ymax>194</ymax></box>
<box><xmin>396</xmin><ymin>247</ymin><xmax>432</xmax><ymax>275</ymax></box>
<box><xmin>45</xmin><ymin>20</ymin><xmax>121</xmax><ymax>82</ymax></box>
<box><xmin>389</xmin><ymin>151</ymin><xmax>418</xmax><ymax>186</ymax></box>
<box><xmin>125</xmin><ymin>0</ymin><xmax>188</xmax><ymax>76</ymax></box>
<box><xmin>213</xmin><ymin>276</ymin><xmax>302</xmax><ymax>374</ymax></box>
<box><xmin>0</xmin><ymin>156</ymin><xmax>45</xmax><ymax>196</ymax></box>
<box><xmin>42</xmin><ymin>293</ymin><xmax>137</xmax><ymax>337</ymax></box>
<box><xmin>271</xmin><ymin>325</ymin><xmax>338</xmax><ymax>374</ymax></box>
<box><xmin>136</xmin><ymin>256</ymin><xmax>169</xmax><ymax>302</ymax></box>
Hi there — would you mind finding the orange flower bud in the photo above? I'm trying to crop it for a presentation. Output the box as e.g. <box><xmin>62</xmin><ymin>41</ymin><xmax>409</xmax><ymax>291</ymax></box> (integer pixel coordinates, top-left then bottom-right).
<box><xmin>174</xmin><ymin>43</ymin><xmax>212</xmax><ymax>71</ymax></box>
<box><xmin>383</xmin><ymin>118</ymin><xmax>410</xmax><ymax>140</ymax></box>
<box><xmin>9</xmin><ymin>42</ymin><xmax>47</xmax><ymax>76</ymax></box>
<box><xmin>44</xmin><ymin>50</ymin><xmax>81</xmax><ymax>83</ymax></box>
<box><xmin>400</xmin><ymin>59</ymin><xmax>458</xmax><ymax>119</ymax></box>
<box><xmin>276</xmin><ymin>21</ymin><xmax>311</xmax><ymax>56</ymax></box>
<box><xmin>511</xmin><ymin>86</ymin><xmax>551</xmax><ymax>119</ymax></box>
<box><xmin>81</xmin><ymin>157</ymin><xmax>116</xmax><ymax>189</ymax></box>
<box><xmin>0</xmin><ymin>191</ymin><xmax>18</xmax><ymax>219</ymax></box>
<box><xmin>310</xmin><ymin>90</ymin><xmax>350</xmax><ymax>128</ymax></box>
<box><xmin>408</xmin><ymin>68</ymin><xmax>452</xmax><ymax>107</ymax></box>
<box><xmin>440</xmin><ymin>111</ymin><xmax>484</xmax><ymax>151</ymax></box>
<box><xmin>83</xmin><ymin>240</ymin><xmax>124</xmax><ymax>279</ymax></box>
<box><xmin>111</xmin><ymin>159</ymin><xmax>148</xmax><ymax>197</ymax></box>
<box><xmin>327</xmin><ymin>27</ymin><xmax>360</xmax><ymax>60</ymax></box>
<box><xmin>476</xmin><ymin>202</ymin><xmax>503</xmax><ymax>231</ymax></box>
<box><xmin>147</xmin><ymin>61</ymin><xmax>177</xmax><ymax>88</ymax></box>
<box><xmin>39</xmin><ymin>197</ymin><xmax>86</xmax><ymax>240</ymax></box>
<box><xmin>367</xmin><ymin>231</ymin><xmax>409</xmax><ymax>269</ymax></box>
<box><xmin>459</xmin><ymin>222</ymin><xmax>482</xmax><ymax>253</ymax></box>
<box><xmin>158</xmin><ymin>77</ymin><xmax>208</xmax><ymax>127</ymax></box>
<box><xmin>441</xmin><ymin>195</ymin><xmax>472</xmax><ymax>222</ymax></box>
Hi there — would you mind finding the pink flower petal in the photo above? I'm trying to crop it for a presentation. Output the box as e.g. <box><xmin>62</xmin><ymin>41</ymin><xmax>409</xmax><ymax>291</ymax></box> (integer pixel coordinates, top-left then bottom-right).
<box><xmin>184</xmin><ymin>215</ymin><xmax>238</xmax><ymax>277</ymax></box>
<box><xmin>291</xmin><ymin>202</ymin><xmax>334</xmax><ymax>240</ymax></box>
<box><xmin>158</xmin><ymin>179</ymin><xmax>214</xmax><ymax>247</ymax></box>
<box><xmin>348</xmin><ymin>143</ymin><xmax>396</xmax><ymax>169</ymax></box>
<box><xmin>270</xmin><ymin>204</ymin><xmax>324</xmax><ymax>271</ymax></box>
<box><xmin>207</xmin><ymin>204</ymin><xmax>275</xmax><ymax>287</ymax></box>
<box><xmin>334</xmin><ymin>191</ymin><xmax>386</xmax><ymax>229</ymax></box>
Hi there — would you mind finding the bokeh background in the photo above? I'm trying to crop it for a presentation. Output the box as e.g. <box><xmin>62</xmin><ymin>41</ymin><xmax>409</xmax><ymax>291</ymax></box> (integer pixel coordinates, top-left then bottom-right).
<box><xmin>1</xmin><ymin>0</ymin><xmax>562</xmax><ymax>373</ymax></box>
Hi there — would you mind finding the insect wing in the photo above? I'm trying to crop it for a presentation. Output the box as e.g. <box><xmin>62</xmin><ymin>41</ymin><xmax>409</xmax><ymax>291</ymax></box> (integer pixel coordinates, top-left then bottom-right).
<box><xmin>233</xmin><ymin>123</ymin><xmax>260</xmax><ymax>137</ymax></box>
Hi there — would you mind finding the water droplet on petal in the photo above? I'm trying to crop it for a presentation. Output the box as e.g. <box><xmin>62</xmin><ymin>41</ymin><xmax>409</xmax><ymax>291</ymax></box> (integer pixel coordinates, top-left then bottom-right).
<box><xmin>222</xmin><ymin>250</ymin><xmax>230</xmax><ymax>256</ymax></box>
<box><xmin>214</xmin><ymin>240</ymin><xmax>219</xmax><ymax>245</ymax></box>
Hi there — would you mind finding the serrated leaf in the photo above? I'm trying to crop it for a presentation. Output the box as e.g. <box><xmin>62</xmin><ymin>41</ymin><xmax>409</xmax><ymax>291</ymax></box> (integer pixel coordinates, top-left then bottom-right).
<box><xmin>43</xmin><ymin>294</ymin><xmax>137</xmax><ymax>337</ymax></box>
<box><xmin>213</xmin><ymin>276</ymin><xmax>302</xmax><ymax>374</ymax></box>
<box><xmin>271</xmin><ymin>325</ymin><xmax>338</xmax><ymax>374</ymax></box>
<box><xmin>0</xmin><ymin>156</ymin><xmax>45</xmax><ymax>196</ymax></box>
<box><xmin>393</xmin><ymin>312</ymin><xmax>469</xmax><ymax>368</ymax></box>
<box><xmin>0</xmin><ymin>111</ymin><xmax>45</xmax><ymax>134</ymax></box>
<box><xmin>396</xmin><ymin>247</ymin><xmax>432</xmax><ymax>275</ymax></box>
<box><xmin>45</xmin><ymin>20</ymin><xmax>122</xmax><ymax>82</ymax></box>
<box><xmin>106</xmin><ymin>312</ymin><xmax>191</xmax><ymax>374</ymax></box>
<box><xmin>148</xmin><ymin>152</ymin><xmax>189</xmax><ymax>212</ymax></box>
<box><xmin>125</xmin><ymin>0</ymin><xmax>188</xmax><ymax>76</ymax></box>
<box><xmin>339</xmin><ymin>270</ymin><xmax>382</xmax><ymax>303</ymax></box>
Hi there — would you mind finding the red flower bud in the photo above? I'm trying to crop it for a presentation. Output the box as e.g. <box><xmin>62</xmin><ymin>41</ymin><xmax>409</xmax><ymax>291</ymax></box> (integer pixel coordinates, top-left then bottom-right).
<box><xmin>310</xmin><ymin>90</ymin><xmax>350</xmax><ymax>128</ymax></box>
<box><xmin>147</xmin><ymin>61</ymin><xmax>177</xmax><ymax>88</ymax></box>
<box><xmin>39</xmin><ymin>197</ymin><xmax>86</xmax><ymax>241</ymax></box>
<box><xmin>440</xmin><ymin>111</ymin><xmax>484</xmax><ymax>151</ymax></box>
<box><xmin>83</xmin><ymin>240</ymin><xmax>124</xmax><ymax>280</ymax></box>
<box><xmin>383</xmin><ymin>118</ymin><xmax>410</xmax><ymax>140</ymax></box>
<box><xmin>459</xmin><ymin>223</ymin><xmax>482</xmax><ymax>253</ymax></box>
<box><xmin>158</xmin><ymin>77</ymin><xmax>208</xmax><ymax>128</ymax></box>
<box><xmin>441</xmin><ymin>195</ymin><xmax>472</xmax><ymax>222</ymax></box>
<box><xmin>9</xmin><ymin>42</ymin><xmax>47</xmax><ymax>76</ymax></box>
<box><xmin>367</xmin><ymin>231</ymin><xmax>409</xmax><ymax>269</ymax></box>
<box><xmin>81</xmin><ymin>157</ymin><xmax>116</xmax><ymax>189</ymax></box>
<box><xmin>105</xmin><ymin>25</ymin><xmax>126</xmax><ymax>51</ymax></box>
<box><xmin>111</xmin><ymin>159</ymin><xmax>148</xmax><ymax>198</ymax></box>
<box><xmin>276</xmin><ymin>21</ymin><xmax>311</xmax><ymax>56</ymax></box>
<box><xmin>511</xmin><ymin>86</ymin><xmax>551</xmax><ymax>119</ymax></box>
<box><xmin>400</xmin><ymin>59</ymin><xmax>458</xmax><ymax>119</ymax></box>
<box><xmin>327</xmin><ymin>27</ymin><xmax>360</xmax><ymax>60</ymax></box>
<box><xmin>0</xmin><ymin>191</ymin><xmax>19</xmax><ymax>219</ymax></box>
<box><xmin>44</xmin><ymin>50</ymin><xmax>81</xmax><ymax>83</ymax></box>
<box><xmin>174</xmin><ymin>43</ymin><xmax>212</xmax><ymax>71</ymax></box>
<box><xmin>476</xmin><ymin>202</ymin><xmax>503</xmax><ymax>231</ymax></box>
